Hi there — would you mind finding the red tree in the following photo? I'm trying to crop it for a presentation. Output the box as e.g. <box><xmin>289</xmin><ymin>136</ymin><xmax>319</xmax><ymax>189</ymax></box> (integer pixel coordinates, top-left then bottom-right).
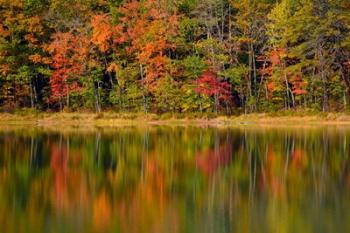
<box><xmin>260</xmin><ymin>49</ymin><xmax>307</xmax><ymax>101</ymax></box>
<box><xmin>194</xmin><ymin>70</ymin><xmax>232</xmax><ymax>106</ymax></box>
<box><xmin>47</xmin><ymin>32</ymin><xmax>89</xmax><ymax>107</ymax></box>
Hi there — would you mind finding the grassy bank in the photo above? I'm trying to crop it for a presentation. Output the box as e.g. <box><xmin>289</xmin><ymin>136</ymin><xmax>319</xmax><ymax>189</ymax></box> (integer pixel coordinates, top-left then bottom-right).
<box><xmin>1</xmin><ymin>110</ymin><xmax>350</xmax><ymax>127</ymax></box>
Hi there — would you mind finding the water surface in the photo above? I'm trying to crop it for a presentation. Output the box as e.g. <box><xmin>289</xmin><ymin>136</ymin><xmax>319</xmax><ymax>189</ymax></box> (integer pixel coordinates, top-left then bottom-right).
<box><xmin>1</xmin><ymin>126</ymin><xmax>350</xmax><ymax>233</ymax></box>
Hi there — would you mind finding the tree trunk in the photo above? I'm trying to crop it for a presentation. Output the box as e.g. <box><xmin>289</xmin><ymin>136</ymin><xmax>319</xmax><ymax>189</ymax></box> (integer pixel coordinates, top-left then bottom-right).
<box><xmin>248</xmin><ymin>43</ymin><xmax>252</xmax><ymax>98</ymax></box>
<box><xmin>33</xmin><ymin>75</ymin><xmax>38</xmax><ymax>107</ymax></box>
<box><xmin>251</xmin><ymin>44</ymin><xmax>257</xmax><ymax>95</ymax></box>
<box><xmin>340</xmin><ymin>64</ymin><xmax>350</xmax><ymax>109</ymax></box>
<box><xmin>13</xmin><ymin>80</ymin><xmax>16</xmax><ymax>108</ymax></box>
<box><xmin>93</xmin><ymin>82</ymin><xmax>101</xmax><ymax>113</ymax></box>
<box><xmin>140</xmin><ymin>64</ymin><xmax>147</xmax><ymax>113</ymax></box>
<box><xmin>257</xmin><ymin>57</ymin><xmax>268</xmax><ymax>104</ymax></box>
<box><xmin>29</xmin><ymin>79</ymin><xmax>34</xmax><ymax>108</ymax></box>
<box><xmin>103</xmin><ymin>56</ymin><xmax>116</xmax><ymax>90</ymax></box>
<box><xmin>66</xmin><ymin>88</ymin><xmax>70</xmax><ymax>111</ymax></box>
<box><xmin>214</xmin><ymin>93</ymin><xmax>219</xmax><ymax>114</ymax></box>
<box><xmin>319</xmin><ymin>50</ymin><xmax>329</xmax><ymax>112</ymax></box>
<box><xmin>283</xmin><ymin>62</ymin><xmax>295</xmax><ymax>109</ymax></box>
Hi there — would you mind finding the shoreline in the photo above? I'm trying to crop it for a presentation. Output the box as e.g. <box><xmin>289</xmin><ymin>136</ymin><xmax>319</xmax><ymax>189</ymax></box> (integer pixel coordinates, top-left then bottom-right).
<box><xmin>1</xmin><ymin>112</ymin><xmax>350</xmax><ymax>127</ymax></box>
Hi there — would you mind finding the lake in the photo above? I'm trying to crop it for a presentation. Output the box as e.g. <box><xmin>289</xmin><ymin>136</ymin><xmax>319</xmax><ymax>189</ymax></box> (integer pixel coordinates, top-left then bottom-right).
<box><xmin>1</xmin><ymin>125</ymin><xmax>350</xmax><ymax>233</ymax></box>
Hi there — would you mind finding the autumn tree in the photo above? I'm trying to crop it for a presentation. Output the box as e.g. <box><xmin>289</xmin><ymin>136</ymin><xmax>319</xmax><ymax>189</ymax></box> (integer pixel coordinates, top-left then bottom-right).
<box><xmin>47</xmin><ymin>32</ymin><xmax>89</xmax><ymax>110</ymax></box>
<box><xmin>194</xmin><ymin>70</ymin><xmax>232</xmax><ymax>113</ymax></box>
<box><xmin>230</xmin><ymin>0</ymin><xmax>274</xmax><ymax>111</ymax></box>
<box><xmin>267</xmin><ymin>0</ymin><xmax>350</xmax><ymax>111</ymax></box>
<box><xmin>0</xmin><ymin>0</ymin><xmax>50</xmax><ymax>109</ymax></box>
<box><xmin>119</xmin><ymin>0</ymin><xmax>178</xmax><ymax>111</ymax></box>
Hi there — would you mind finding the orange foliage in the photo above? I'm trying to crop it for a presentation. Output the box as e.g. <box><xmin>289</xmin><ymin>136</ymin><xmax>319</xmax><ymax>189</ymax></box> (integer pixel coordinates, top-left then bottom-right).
<box><xmin>0</xmin><ymin>63</ymin><xmax>10</xmax><ymax>76</ymax></box>
<box><xmin>141</xmin><ymin>157</ymin><xmax>166</xmax><ymax>206</ymax></box>
<box><xmin>291</xmin><ymin>148</ymin><xmax>306</xmax><ymax>168</ymax></box>
<box><xmin>270</xmin><ymin>48</ymin><xmax>286</xmax><ymax>67</ymax></box>
<box><xmin>91</xmin><ymin>14</ymin><xmax>115</xmax><ymax>53</ymax></box>
<box><xmin>27</xmin><ymin>16</ymin><xmax>44</xmax><ymax>35</ymax></box>
<box><xmin>261</xmin><ymin>48</ymin><xmax>307</xmax><ymax>97</ymax></box>
<box><xmin>120</xmin><ymin>0</ymin><xmax>178</xmax><ymax>89</ymax></box>
<box><xmin>93</xmin><ymin>191</ymin><xmax>112</xmax><ymax>232</ymax></box>
<box><xmin>263</xmin><ymin>146</ymin><xmax>286</xmax><ymax>198</ymax></box>
<box><xmin>50</xmin><ymin>144</ymin><xmax>69</xmax><ymax>211</ymax></box>
<box><xmin>0</xmin><ymin>25</ymin><xmax>10</xmax><ymax>38</ymax></box>
<box><xmin>25</xmin><ymin>34</ymin><xmax>39</xmax><ymax>45</ymax></box>
<box><xmin>106</xmin><ymin>62</ymin><xmax>119</xmax><ymax>73</ymax></box>
<box><xmin>28</xmin><ymin>54</ymin><xmax>43</xmax><ymax>64</ymax></box>
<box><xmin>91</xmin><ymin>13</ymin><xmax>129</xmax><ymax>53</ymax></box>
<box><xmin>259</xmin><ymin>49</ymin><xmax>286</xmax><ymax>77</ymax></box>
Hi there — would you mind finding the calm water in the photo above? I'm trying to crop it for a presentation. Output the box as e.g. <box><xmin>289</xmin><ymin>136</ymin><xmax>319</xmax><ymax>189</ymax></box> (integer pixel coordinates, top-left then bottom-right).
<box><xmin>1</xmin><ymin>126</ymin><xmax>350</xmax><ymax>233</ymax></box>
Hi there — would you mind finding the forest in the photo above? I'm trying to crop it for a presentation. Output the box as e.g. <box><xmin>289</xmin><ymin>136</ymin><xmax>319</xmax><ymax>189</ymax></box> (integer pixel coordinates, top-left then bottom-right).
<box><xmin>0</xmin><ymin>0</ymin><xmax>350</xmax><ymax>114</ymax></box>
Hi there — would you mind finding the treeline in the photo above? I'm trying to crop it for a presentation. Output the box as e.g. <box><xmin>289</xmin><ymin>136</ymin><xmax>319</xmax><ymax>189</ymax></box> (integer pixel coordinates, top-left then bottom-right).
<box><xmin>0</xmin><ymin>0</ymin><xmax>350</xmax><ymax>114</ymax></box>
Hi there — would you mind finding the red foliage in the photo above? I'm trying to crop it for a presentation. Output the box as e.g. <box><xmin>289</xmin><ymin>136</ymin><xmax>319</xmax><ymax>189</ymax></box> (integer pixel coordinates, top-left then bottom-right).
<box><xmin>290</xmin><ymin>73</ymin><xmax>308</xmax><ymax>95</ymax></box>
<box><xmin>194</xmin><ymin>71</ymin><xmax>232</xmax><ymax>102</ymax></box>
<box><xmin>50</xmin><ymin>143</ymin><xmax>68</xmax><ymax>209</ymax></box>
<box><xmin>196</xmin><ymin>144</ymin><xmax>232</xmax><ymax>176</ymax></box>
<box><xmin>47</xmin><ymin>32</ymin><xmax>89</xmax><ymax>101</ymax></box>
<box><xmin>261</xmin><ymin>48</ymin><xmax>307</xmax><ymax>97</ymax></box>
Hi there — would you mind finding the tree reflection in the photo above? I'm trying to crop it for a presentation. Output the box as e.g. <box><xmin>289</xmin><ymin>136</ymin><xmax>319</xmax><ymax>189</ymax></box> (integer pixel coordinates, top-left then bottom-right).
<box><xmin>0</xmin><ymin>127</ymin><xmax>350</xmax><ymax>233</ymax></box>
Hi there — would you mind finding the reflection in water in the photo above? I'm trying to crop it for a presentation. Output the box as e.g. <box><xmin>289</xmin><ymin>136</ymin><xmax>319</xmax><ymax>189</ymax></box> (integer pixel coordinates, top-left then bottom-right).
<box><xmin>0</xmin><ymin>126</ymin><xmax>350</xmax><ymax>233</ymax></box>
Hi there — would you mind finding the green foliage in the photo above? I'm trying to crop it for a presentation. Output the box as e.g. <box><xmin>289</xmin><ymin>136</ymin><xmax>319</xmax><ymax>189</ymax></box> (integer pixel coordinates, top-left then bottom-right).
<box><xmin>154</xmin><ymin>75</ymin><xmax>182</xmax><ymax>113</ymax></box>
<box><xmin>181</xmin><ymin>55</ymin><xmax>207</xmax><ymax>80</ymax></box>
<box><xmin>179</xmin><ymin>17</ymin><xmax>200</xmax><ymax>42</ymax></box>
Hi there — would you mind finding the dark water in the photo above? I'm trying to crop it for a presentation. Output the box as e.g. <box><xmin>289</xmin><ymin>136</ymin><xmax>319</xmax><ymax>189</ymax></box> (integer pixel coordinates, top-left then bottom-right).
<box><xmin>1</xmin><ymin>126</ymin><xmax>350</xmax><ymax>233</ymax></box>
